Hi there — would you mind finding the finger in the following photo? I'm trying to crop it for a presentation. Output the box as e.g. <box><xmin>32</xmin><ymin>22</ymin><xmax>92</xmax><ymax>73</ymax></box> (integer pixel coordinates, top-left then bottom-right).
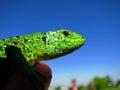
<box><xmin>35</xmin><ymin>62</ymin><xmax>52</xmax><ymax>90</ymax></box>
<box><xmin>5</xmin><ymin>45</ymin><xmax>26</xmax><ymax>61</ymax></box>
<box><xmin>35</xmin><ymin>62</ymin><xmax>52</xmax><ymax>79</ymax></box>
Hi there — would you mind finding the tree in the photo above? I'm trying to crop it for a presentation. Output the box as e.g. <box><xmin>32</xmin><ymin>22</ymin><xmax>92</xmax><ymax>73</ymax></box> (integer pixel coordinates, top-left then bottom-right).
<box><xmin>105</xmin><ymin>75</ymin><xmax>114</xmax><ymax>87</ymax></box>
<box><xmin>116</xmin><ymin>80</ymin><xmax>120</xmax><ymax>88</ymax></box>
<box><xmin>55</xmin><ymin>86</ymin><xmax>61</xmax><ymax>90</ymax></box>
<box><xmin>93</xmin><ymin>77</ymin><xmax>108</xmax><ymax>90</ymax></box>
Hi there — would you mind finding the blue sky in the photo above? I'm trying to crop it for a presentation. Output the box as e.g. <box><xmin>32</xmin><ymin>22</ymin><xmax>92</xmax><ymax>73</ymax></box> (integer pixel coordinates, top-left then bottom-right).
<box><xmin>0</xmin><ymin>0</ymin><xmax>120</xmax><ymax>87</ymax></box>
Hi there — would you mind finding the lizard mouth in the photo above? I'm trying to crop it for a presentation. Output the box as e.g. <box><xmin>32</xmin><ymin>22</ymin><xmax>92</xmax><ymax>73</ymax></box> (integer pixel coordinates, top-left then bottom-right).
<box><xmin>41</xmin><ymin>43</ymin><xmax>85</xmax><ymax>61</ymax></box>
<box><xmin>64</xmin><ymin>43</ymin><xmax>84</xmax><ymax>54</ymax></box>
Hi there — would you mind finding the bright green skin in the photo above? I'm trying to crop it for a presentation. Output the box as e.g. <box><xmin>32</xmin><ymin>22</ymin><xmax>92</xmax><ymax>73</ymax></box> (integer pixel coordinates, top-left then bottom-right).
<box><xmin>0</xmin><ymin>29</ymin><xmax>86</xmax><ymax>62</ymax></box>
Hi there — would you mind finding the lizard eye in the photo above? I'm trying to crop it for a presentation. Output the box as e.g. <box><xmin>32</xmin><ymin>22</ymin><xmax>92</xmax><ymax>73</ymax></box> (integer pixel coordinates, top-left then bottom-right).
<box><xmin>16</xmin><ymin>36</ymin><xmax>20</xmax><ymax>38</ymax></box>
<box><xmin>63</xmin><ymin>31</ymin><xmax>70</xmax><ymax>36</ymax></box>
<box><xmin>42</xmin><ymin>36</ymin><xmax>47</xmax><ymax>44</ymax></box>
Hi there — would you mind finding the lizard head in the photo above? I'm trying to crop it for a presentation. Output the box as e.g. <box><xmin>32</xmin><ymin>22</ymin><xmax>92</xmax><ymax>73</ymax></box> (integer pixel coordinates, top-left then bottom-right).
<box><xmin>41</xmin><ymin>29</ymin><xmax>86</xmax><ymax>60</ymax></box>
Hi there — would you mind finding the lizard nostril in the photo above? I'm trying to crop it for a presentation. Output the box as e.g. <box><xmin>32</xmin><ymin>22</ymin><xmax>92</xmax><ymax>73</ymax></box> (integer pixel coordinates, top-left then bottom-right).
<box><xmin>82</xmin><ymin>36</ymin><xmax>85</xmax><ymax>39</ymax></box>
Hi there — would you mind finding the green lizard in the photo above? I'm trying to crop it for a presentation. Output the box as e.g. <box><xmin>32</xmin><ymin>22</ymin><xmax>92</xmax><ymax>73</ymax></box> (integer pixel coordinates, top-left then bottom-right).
<box><xmin>0</xmin><ymin>29</ymin><xmax>86</xmax><ymax>64</ymax></box>
<box><xmin>0</xmin><ymin>29</ymin><xmax>86</xmax><ymax>89</ymax></box>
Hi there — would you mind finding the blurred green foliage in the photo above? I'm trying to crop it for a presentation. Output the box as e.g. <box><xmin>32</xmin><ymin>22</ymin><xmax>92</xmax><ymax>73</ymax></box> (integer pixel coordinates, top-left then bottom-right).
<box><xmin>116</xmin><ymin>80</ymin><xmax>120</xmax><ymax>88</ymax></box>
<box><xmin>55</xmin><ymin>86</ymin><xmax>61</xmax><ymax>90</ymax></box>
<box><xmin>93</xmin><ymin>77</ymin><xmax>108</xmax><ymax>89</ymax></box>
<box><xmin>79</xmin><ymin>85</ymin><xmax>86</xmax><ymax>90</ymax></box>
<box><xmin>53</xmin><ymin>75</ymin><xmax>120</xmax><ymax>90</ymax></box>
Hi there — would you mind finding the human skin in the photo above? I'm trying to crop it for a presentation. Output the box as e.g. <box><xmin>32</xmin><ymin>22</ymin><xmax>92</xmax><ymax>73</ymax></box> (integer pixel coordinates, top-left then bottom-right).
<box><xmin>0</xmin><ymin>46</ymin><xmax>52</xmax><ymax>90</ymax></box>
<box><xmin>0</xmin><ymin>62</ymin><xmax>52</xmax><ymax>90</ymax></box>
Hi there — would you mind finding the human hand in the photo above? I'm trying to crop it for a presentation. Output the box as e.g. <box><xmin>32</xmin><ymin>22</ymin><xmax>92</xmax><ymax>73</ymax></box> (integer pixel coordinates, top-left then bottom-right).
<box><xmin>0</xmin><ymin>46</ymin><xmax>52</xmax><ymax>90</ymax></box>
<box><xmin>1</xmin><ymin>62</ymin><xmax>52</xmax><ymax>90</ymax></box>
